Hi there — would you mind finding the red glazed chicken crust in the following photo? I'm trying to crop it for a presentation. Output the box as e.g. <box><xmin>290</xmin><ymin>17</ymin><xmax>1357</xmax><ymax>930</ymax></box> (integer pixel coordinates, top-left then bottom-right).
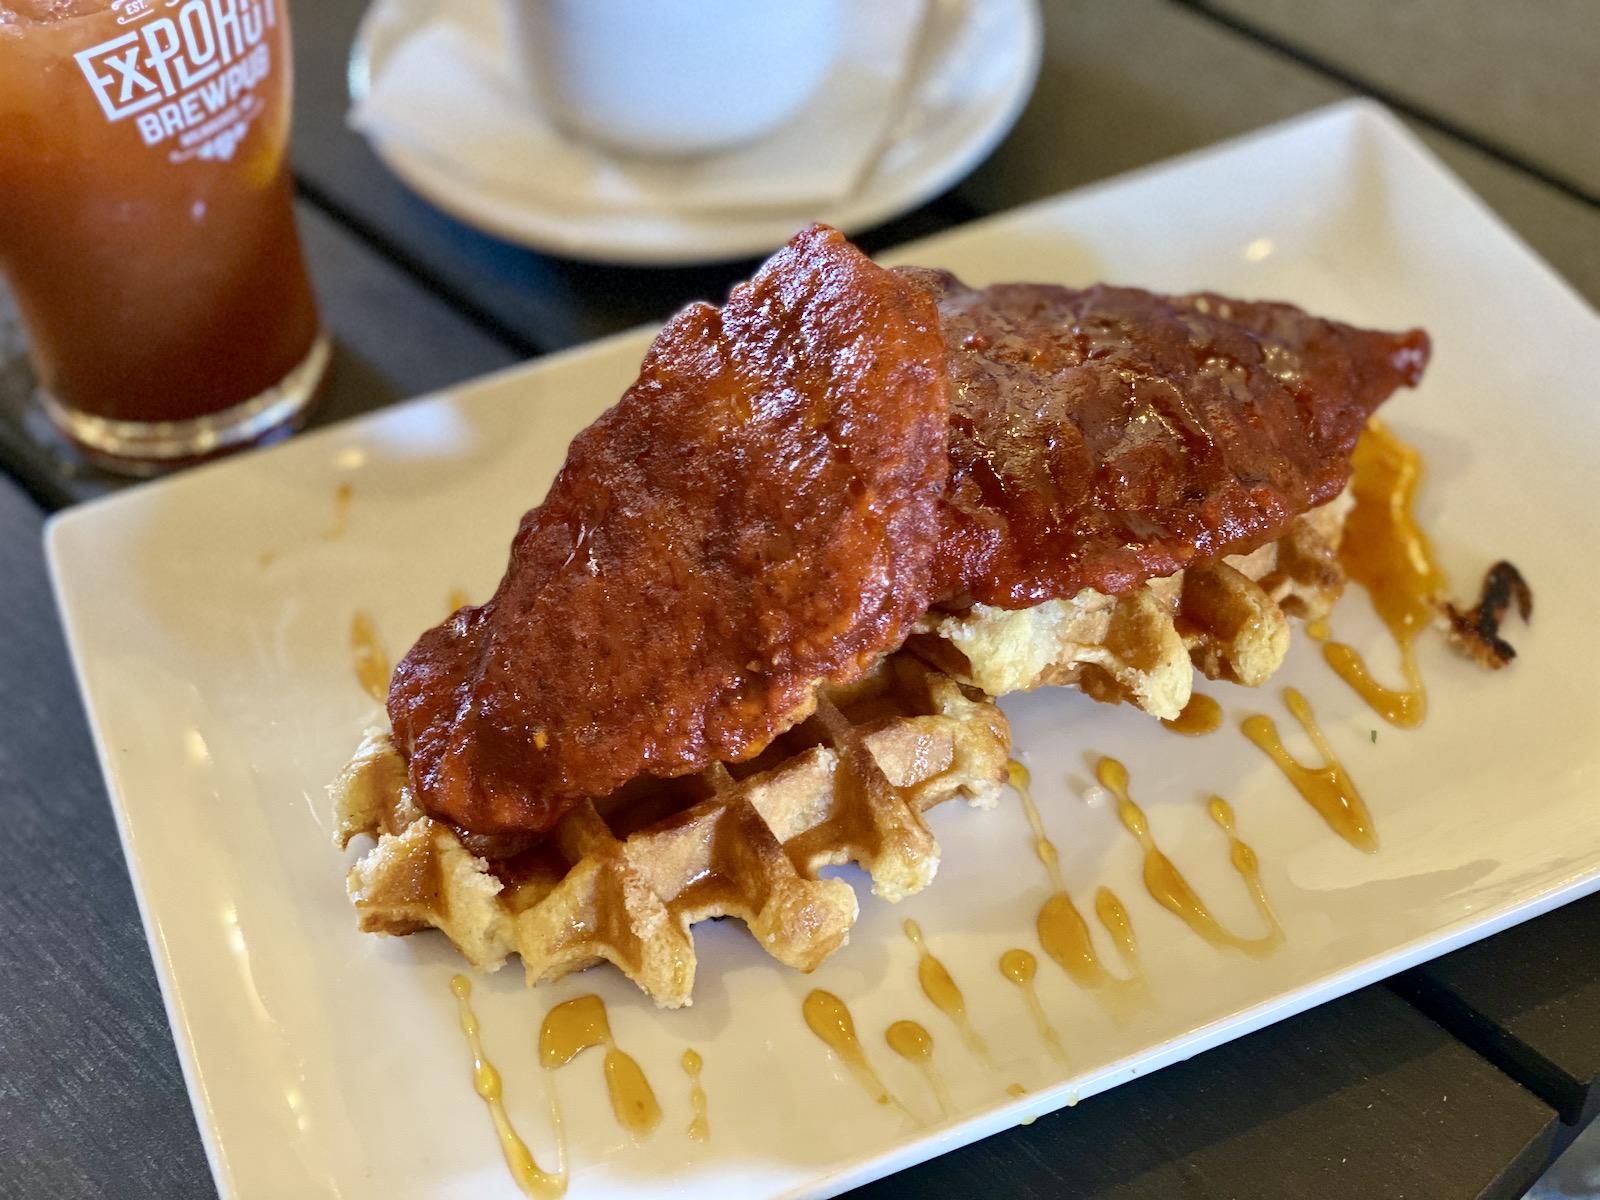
<box><xmin>901</xmin><ymin>268</ymin><xmax>1429</xmax><ymax>608</ymax></box>
<box><xmin>385</xmin><ymin>225</ymin><xmax>1429</xmax><ymax>844</ymax></box>
<box><xmin>388</xmin><ymin>226</ymin><xmax>952</xmax><ymax>840</ymax></box>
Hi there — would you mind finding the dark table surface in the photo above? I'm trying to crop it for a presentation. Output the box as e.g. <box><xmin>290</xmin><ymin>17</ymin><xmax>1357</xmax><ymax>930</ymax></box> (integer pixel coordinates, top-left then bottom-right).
<box><xmin>3</xmin><ymin>2</ymin><xmax>1599</xmax><ymax>1198</ymax></box>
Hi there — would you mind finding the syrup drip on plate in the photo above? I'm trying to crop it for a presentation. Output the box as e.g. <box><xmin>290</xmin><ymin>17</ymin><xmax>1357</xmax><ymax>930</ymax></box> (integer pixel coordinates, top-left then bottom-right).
<box><xmin>450</xmin><ymin>976</ymin><xmax>567</xmax><ymax>1198</ymax></box>
<box><xmin>539</xmin><ymin>994</ymin><xmax>662</xmax><ymax>1137</ymax></box>
<box><xmin>802</xmin><ymin>990</ymin><xmax>916</xmax><ymax>1121</ymax></box>
<box><xmin>999</xmin><ymin>948</ymin><xmax>1069</xmax><ymax>1069</ymax></box>
<box><xmin>1008</xmin><ymin>762</ymin><xmax>1146</xmax><ymax>1010</ymax></box>
<box><xmin>1096</xmin><ymin>759</ymin><xmax>1284</xmax><ymax>958</ymax></box>
<box><xmin>1242</xmin><ymin>689</ymin><xmax>1378</xmax><ymax>853</ymax></box>
<box><xmin>1161</xmin><ymin>692</ymin><xmax>1222</xmax><ymax>736</ymax></box>
<box><xmin>681</xmin><ymin>1049</ymin><xmax>709</xmax><ymax>1142</ymax></box>
<box><xmin>1323</xmin><ymin>421</ymin><xmax>1445</xmax><ymax>727</ymax></box>
<box><xmin>885</xmin><ymin>1019</ymin><xmax>955</xmax><ymax>1118</ymax></box>
<box><xmin>328</xmin><ymin>482</ymin><xmax>353</xmax><ymax>539</ymax></box>
<box><xmin>903</xmin><ymin>919</ymin><xmax>989</xmax><ymax>1060</ymax></box>
<box><xmin>349</xmin><ymin>612</ymin><xmax>391</xmax><ymax>703</ymax></box>
<box><xmin>263</xmin><ymin>481</ymin><xmax>353</xmax><ymax>565</ymax></box>
<box><xmin>1207</xmin><ymin>796</ymin><xmax>1284</xmax><ymax>941</ymax></box>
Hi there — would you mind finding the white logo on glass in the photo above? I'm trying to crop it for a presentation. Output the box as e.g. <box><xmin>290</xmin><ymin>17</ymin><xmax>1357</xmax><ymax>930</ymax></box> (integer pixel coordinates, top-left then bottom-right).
<box><xmin>74</xmin><ymin>0</ymin><xmax>276</xmax><ymax>122</ymax></box>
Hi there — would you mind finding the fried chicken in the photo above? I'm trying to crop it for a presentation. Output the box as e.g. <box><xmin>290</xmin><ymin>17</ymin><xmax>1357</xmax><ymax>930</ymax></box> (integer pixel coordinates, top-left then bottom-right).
<box><xmin>388</xmin><ymin>226</ymin><xmax>951</xmax><ymax>841</ymax></box>
<box><xmin>897</xmin><ymin>271</ymin><xmax>1429</xmax><ymax>717</ymax></box>
<box><xmin>897</xmin><ymin>270</ymin><xmax>1430</xmax><ymax>608</ymax></box>
<box><xmin>387</xmin><ymin>231</ymin><xmax>1432</xmax><ymax>840</ymax></box>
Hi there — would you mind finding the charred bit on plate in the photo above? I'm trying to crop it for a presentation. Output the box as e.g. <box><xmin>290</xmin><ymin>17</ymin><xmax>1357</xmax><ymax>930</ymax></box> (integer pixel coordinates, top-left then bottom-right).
<box><xmin>1442</xmin><ymin>560</ymin><xmax>1531</xmax><ymax>669</ymax></box>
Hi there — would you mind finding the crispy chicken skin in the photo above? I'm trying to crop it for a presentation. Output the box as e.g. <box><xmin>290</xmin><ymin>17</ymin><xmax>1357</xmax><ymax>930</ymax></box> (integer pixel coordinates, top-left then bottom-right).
<box><xmin>387</xmin><ymin>230</ymin><xmax>1431</xmax><ymax>841</ymax></box>
<box><xmin>389</xmin><ymin>226</ymin><xmax>951</xmax><ymax>838</ymax></box>
<box><xmin>897</xmin><ymin>269</ymin><xmax>1430</xmax><ymax>608</ymax></box>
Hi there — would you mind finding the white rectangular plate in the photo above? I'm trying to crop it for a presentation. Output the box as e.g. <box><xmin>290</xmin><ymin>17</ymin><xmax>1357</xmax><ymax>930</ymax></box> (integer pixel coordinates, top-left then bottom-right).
<box><xmin>48</xmin><ymin>100</ymin><xmax>1600</xmax><ymax>1200</ymax></box>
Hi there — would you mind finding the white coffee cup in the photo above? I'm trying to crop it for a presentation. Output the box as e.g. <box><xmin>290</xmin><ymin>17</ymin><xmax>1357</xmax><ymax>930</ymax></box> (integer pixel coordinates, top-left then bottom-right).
<box><xmin>504</xmin><ymin>0</ymin><xmax>842</xmax><ymax>158</ymax></box>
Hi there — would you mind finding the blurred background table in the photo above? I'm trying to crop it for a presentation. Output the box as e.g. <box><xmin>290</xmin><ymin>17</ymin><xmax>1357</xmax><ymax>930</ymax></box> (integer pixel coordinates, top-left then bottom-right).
<box><xmin>2</xmin><ymin>2</ymin><xmax>1598</xmax><ymax>1197</ymax></box>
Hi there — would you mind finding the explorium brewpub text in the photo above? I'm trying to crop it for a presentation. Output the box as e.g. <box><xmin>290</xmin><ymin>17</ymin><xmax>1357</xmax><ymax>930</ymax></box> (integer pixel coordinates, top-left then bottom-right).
<box><xmin>75</xmin><ymin>0</ymin><xmax>279</xmax><ymax>159</ymax></box>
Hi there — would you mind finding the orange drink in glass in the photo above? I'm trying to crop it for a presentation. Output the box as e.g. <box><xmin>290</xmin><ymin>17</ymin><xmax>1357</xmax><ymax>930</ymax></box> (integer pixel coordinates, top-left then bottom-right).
<box><xmin>0</xmin><ymin>0</ymin><xmax>328</xmax><ymax>472</ymax></box>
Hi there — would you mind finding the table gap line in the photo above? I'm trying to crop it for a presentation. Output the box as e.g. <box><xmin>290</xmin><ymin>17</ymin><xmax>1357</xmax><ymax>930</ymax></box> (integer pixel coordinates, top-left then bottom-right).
<box><xmin>1170</xmin><ymin>0</ymin><xmax>1600</xmax><ymax>213</ymax></box>
<box><xmin>1387</xmin><ymin>969</ymin><xmax>1590</xmax><ymax>1124</ymax></box>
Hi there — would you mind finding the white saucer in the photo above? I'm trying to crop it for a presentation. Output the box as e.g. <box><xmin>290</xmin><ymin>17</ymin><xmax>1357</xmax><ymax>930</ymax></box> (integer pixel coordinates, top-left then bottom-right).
<box><xmin>348</xmin><ymin>0</ymin><xmax>1042</xmax><ymax>264</ymax></box>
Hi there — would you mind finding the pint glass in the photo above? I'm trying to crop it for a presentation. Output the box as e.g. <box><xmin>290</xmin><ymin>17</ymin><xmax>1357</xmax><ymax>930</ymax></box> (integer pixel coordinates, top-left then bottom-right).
<box><xmin>0</xmin><ymin>0</ymin><xmax>328</xmax><ymax>472</ymax></box>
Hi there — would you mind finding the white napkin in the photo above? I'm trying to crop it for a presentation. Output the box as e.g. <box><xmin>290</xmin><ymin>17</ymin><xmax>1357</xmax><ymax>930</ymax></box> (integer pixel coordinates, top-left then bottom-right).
<box><xmin>349</xmin><ymin>0</ymin><xmax>928</xmax><ymax>215</ymax></box>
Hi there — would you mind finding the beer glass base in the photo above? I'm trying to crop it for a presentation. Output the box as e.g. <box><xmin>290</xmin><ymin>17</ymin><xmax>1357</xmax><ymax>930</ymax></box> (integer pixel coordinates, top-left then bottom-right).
<box><xmin>39</xmin><ymin>331</ymin><xmax>333</xmax><ymax>477</ymax></box>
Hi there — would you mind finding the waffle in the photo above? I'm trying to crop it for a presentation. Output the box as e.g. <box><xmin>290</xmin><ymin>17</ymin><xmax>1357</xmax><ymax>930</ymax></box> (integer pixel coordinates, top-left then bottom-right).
<box><xmin>908</xmin><ymin>495</ymin><xmax>1352</xmax><ymax>720</ymax></box>
<box><xmin>333</xmin><ymin>653</ymin><xmax>1010</xmax><ymax>1008</ymax></box>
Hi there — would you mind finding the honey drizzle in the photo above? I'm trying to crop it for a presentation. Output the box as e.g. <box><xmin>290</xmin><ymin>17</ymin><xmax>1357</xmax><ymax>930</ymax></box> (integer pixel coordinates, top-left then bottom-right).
<box><xmin>538</xmin><ymin>994</ymin><xmax>662</xmax><ymax>1137</ymax></box>
<box><xmin>1161</xmin><ymin>692</ymin><xmax>1222</xmax><ymax>736</ymax></box>
<box><xmin>1008</xmin><ymin>762</ymin><xmax>1067</xmax><ymax>892</ymax></box>
<box><xmin>1093</xmin><ymin>889</ymin><xmax>1139</xmax><ymax>967</ymax></box>
<box><xmin>1007</xmin><ymin>762</ymin><xmax>1146</xmax><ymax>1006</ymax></box>
<box><xmin>1207</xmin><ymin>796</ymin><xmax>1282</xmax><ymax>944</ymax></box>
<box><xmin>1324</xmin><ymin>642</ymin><xmax>1426</xmax><ymax>728</ymax></box>
<box><xmin>350</xmin><ymin>612</ymin><xmax>391</xmax><ymax>703</ymax></box>
<box><xmin>1242</xmin><ymin>688</ymin><xmax>1378</xmax><ymax>852</ymax></box>
<box><xmin>999</xmin><ymin>948</ymin><xmax>1069</xmax><ymax>1069</ymax></box>
<box><xmin>903</xmin><ymin>920</ymin><xmax>989</xmax><ymax>1059</ymax></box>
<box><xmin>885</xmin><ymin>1019</ymin><xmax>954</xmax><ymax>1119</ymax></box>
<box><xmin>681</xmin><ymin>1049</ymin><xmax>709</xmax><ymax>1142</ymax></box>
<box><xmin>449</xmin><ymin>977</ymin><xmax>567</xmax><ymax>1199</ymax></box>
<box><xmin>802</xmin><ymin>990</ymin><xmax>916</xmax><ymax>1122</ymax></box>
<box><xmin>1324</xmin><ymin>421</ymin><xmax>1446</xmax><ymax>727</ymax></box>
<box><xmin>1096</xmin><ymin>759</ymin><xmax>1283</xmax><ymax>958</ymax></box>
<box><xmin>328</xmin><ymin>482</ymin><xmax>353</xmax><ymax>539</ymax></box>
